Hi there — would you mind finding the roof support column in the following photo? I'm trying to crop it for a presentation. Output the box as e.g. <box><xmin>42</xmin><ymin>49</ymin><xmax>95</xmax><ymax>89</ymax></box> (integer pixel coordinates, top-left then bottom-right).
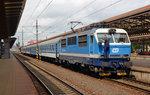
<box><xmin>0</xmin><ymin>39</ymin><xmax>2</xmax><ymax>58</ymax></box>
<box><xmin>148</xmin><ymin>44</ymin><xmax>150</xmax><ymax>52</ymax></box>
<box><xmin>4</xmin><ymin>37</ymin><xmax>10</xmax><ymax>59</ymax></box>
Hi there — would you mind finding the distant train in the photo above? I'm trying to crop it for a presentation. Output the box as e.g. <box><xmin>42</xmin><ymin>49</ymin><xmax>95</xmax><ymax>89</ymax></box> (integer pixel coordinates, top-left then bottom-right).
<box><xmin>21</xmin><ymin>28</ymin><xmax>132</xmax><ymax>76</ymax></box>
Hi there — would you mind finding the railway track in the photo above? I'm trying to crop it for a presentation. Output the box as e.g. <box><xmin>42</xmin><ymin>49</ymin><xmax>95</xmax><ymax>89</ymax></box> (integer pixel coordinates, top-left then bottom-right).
<box><xmin>14</xmin><ymin>53</ymin><xmax>84</xmax><ymax>95</ymax></box>
<box><xmin>15</xmin><ymin>53</ymin><xmax>150</xmax><ymax>95</ymax></box>
<box><xmin>106</xmin><ymin>78</ymin><xmax>150</xmax><ymax>94</ymax></box>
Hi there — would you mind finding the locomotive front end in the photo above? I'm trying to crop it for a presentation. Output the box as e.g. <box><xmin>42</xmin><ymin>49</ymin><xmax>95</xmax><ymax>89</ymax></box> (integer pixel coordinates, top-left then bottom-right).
<box><xmin>95</xmin><ymin>28</ymin><xmax>132</xmax><ymax>76</ymax></box>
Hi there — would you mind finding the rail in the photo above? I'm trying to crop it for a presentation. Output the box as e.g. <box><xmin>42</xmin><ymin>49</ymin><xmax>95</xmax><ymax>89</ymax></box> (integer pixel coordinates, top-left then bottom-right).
<box><xmin>13</xmin><ymin>53</ymin><xmax>54</xmax><ymax>95</ymax></box>
<box><xmin>14</xmin><ymin>53</ymin><xmax>84</xmax><ymax>95</ymax></box>
<box><xmin>106</xmin><ymin>78</ymin><xmax>150</xmax><ymax>94</ymax></box>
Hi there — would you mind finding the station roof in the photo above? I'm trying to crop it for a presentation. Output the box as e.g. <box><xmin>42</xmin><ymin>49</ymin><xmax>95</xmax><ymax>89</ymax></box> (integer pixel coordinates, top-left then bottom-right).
<box><xmin>0</xmin><ymin>0</ymin><xmax>26</xmax><ymax>39</ymax></box>
<box><xmin>101</xmin><ymin>5</ymin><xmax>150</xmax><ymax>41</ymax></box>
<box><xmin>77</xmin><ymin>4</ymin><xmax>150</xmax><ymax>41</ymax></box>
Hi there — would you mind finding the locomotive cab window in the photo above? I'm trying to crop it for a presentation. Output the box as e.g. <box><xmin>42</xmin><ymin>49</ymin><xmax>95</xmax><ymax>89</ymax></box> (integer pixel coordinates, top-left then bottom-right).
<box><xmin>78</xmin><ymin>35</ymin><xmax>87</xmax><ymax>47</ymax></box>
<box><xmin>113</xmin><ymin>33</ymin><xmax>129</xmax><ymax>43</ymax></box>
<box><xmin>61</xmin><ymin>39</ymin><xmax>66</xmax><ymax>48</ymax></box>
<box><xmin>67</xmin><ymin>36</ymin><xmax>76</xmax><ymax>45</ymax></box>
<box><xmin>97</xmin><ymin>33</ymin><xmax>114</xmax><ymax>43</ymax></box>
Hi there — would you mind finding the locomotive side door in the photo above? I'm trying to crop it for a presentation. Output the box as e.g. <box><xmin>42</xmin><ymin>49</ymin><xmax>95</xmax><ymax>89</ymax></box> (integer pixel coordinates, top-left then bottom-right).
<box><xmin>56</xmin><ymin>43</ymin><xmax>57</xmax><ymax>58</ymax></box>
<box><xmin>90</xmin><ymin>35</ymin><xmax>94</xmax><ymax>54</ymax></box>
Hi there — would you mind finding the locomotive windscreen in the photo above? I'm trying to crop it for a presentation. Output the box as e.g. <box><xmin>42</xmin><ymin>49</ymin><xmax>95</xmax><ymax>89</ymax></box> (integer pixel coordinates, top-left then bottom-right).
<box><xmin>97</xmin><ymin>33</ymin><xmax>129</xmax><ymax>43</ymax></box>
<box><xmin>97</xmin><ymin>33</ymin><xmax>114</xmax><ymax>43</ymax></box>
<box><xmin>113</xmin><ymin>33</ymin><xmax>129</xmax><ymax>43</ymax></box>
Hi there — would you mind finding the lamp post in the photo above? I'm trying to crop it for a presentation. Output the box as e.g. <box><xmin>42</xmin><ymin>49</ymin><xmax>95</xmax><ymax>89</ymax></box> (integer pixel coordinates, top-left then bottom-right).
<box><xmin>36</xmin><ymin>20</ymin><xmax>39</xmax><ymax>60</ymax></box>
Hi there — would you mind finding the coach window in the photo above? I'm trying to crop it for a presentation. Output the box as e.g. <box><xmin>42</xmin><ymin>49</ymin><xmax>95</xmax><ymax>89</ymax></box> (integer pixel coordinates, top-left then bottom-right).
<box><xmin>50</xmin><ymin>45</ymin><xmax>52</xmax><ymax>51</ymax></box>
<box><xmin>46</xmin><ymin>45</ymin><xmax>48</xmax><ymax>51</ymax></box>
<box><xmin>51</xmin><ymin>45</ymin><xmax>52</xmax><ymax>50</ymax></box>
<box><xmin>52</xmin><ymin>45</ymin><xmax>54</xmax><ymax>51</ymax></box>
<box><xmin>68</xmin><ymin>36</ymin><xmax>76</xmax><ymax>45</ymax></box>
<box><xmin>53</xmin><ymin>45</ymin><xmax>55</xmax><ymax>51</ymax></box>
<box><xmin>54</xmin><ymin>45</ymin><xmax>56</xmax><ymax>51</ymax></box>
<box><xmin>50</xmin><ymin>44</ymin><xmax>52</xmax><ymax>51</ymax></box>
<box><xmin>45</xmin><ymin>45</ymin><xmax>46</xmax><ymax>51</ymax></box>
<box><xmin>78</xmin><ymin>35</ymin><xmax>87</xmax><ymax>47</ymax></box>
<box><xmin>61</xmin><ymin>39</ymin><xmax>66</xmax><ymax>48</ymax></box>
<box><xmin>51</xmin><ymin>45</ymin><xmax>53</xmax><ymax>51</ymax></box>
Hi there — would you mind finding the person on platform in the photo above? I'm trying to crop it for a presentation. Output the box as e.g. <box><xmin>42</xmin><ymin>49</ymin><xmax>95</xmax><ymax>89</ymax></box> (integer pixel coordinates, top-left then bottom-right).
<box><xmin>100</xmin><ymin>35</ymin><xmax>110</xmax><ymax>58</ymax></box>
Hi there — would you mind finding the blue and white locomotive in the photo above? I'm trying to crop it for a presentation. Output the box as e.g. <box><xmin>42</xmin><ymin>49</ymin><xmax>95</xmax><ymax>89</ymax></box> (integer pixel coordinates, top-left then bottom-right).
<box><xmin>21</xmin><ymin>28</ymin><xmax>132</xmax><ymax>76</ymax></box>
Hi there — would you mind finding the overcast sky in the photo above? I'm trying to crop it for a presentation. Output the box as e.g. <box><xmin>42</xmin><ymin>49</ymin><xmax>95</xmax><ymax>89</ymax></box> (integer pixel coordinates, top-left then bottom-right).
<box><xmin>14</xmin><ymin>0</ymin><xmax>150</xmax><ymax>46</ymax></box>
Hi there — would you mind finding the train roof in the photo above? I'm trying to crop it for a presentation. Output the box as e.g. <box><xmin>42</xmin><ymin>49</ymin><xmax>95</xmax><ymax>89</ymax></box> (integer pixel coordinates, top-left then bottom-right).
<box><xmin>24</xmin><ymin>28</ymin><xmax>126</xmax><ymax>47</ymax></box>
<box><xmin>96</xmin><ymin>28</ymin><xmax>127</xmax><ymax>33</ymax></box>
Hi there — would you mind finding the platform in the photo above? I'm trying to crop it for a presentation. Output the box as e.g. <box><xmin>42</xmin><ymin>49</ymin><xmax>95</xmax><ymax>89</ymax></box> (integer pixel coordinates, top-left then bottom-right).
<box><xmin>131</xmin><ymin>54</ymin><xmax>150</xmax><ymax>68</ymax></box>
<box><xmin>0</xmin><ymin>54</ymin><xmax>38</xmax><ymax>95</ymax></box>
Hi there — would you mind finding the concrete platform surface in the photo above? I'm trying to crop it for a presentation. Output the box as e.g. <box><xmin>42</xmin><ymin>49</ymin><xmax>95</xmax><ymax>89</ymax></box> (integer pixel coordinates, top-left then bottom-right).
<box><xmin>130</xmin><ymin>54</ymin><xmax>150</xmax><ymax>68</ymax></box>
<box><xmin>131</xmin><ymin>53</ymin><xmax>150</xmax><ymax>60</ymax></box>
<box><xmin>0</xmin><ymin>54</ymin><xmax>38</xmax><ymax>95</ymax></box>
<box><xmin>131</xmin><ymin>58</ymin><xmax>150</xmax><ymax>68</ymax></box>
<box><xmin>131</xmin><ymin>66</ymin><xmax>150</xmax><ymax>72</ymax></box>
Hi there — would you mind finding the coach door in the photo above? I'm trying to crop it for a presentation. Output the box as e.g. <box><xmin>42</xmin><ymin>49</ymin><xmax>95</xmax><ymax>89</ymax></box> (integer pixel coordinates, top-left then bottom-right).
<box><xmin>90</xmin><ymin>35</ymin><xmax>94</xmax><ymax>54</ymax></box>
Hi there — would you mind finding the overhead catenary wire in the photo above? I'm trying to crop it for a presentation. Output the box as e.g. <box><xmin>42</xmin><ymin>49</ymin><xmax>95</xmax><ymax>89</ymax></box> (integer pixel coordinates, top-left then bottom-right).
<box><xmin>68</xmin><ymin>0</ymin><xmax>97</xmax><ymax>19</ymax></box>
<box><xmin>23</xmin><ymin>0</ymin><xmax>42</xmax><ymax>26</ymax></box>
<box><xmin>40</xmin><ymin>0</ymin><xmax>122</xmax><ymax>34</ymax></box>
<box><xmin>78</xmin><ymin>0</ymin><xmax>123</xmax><ymax>21</ymax></box>
<box><xmin>20</xmin><ymin>27</ymin><xmax>36</xmax><ymax>34</ymax></box>
<box><xmin>65</xmin><ymin>0</ymin><xmax>122</xmax><ymax>32</ymax></box>
<box><xmin>28</xmin><ymin>0</ymin><xmax>54</xmax><ymax>25</ymax></box>
<box><xmin>21</xmin><ymin>0</ymin><xmax>123</xmax><ymax>45</ymax></box>
<box><xmin>40</xmin><ymin>0</ymin><xmax>97</xmax><ymax>33</ymax></box>
<box><xmin>22</xmin><ymin>0</ymin><xmax>96</xmax><ymax>36</ymax></box>
<box><xmin>37</xmin><ymin>0</ymin><xmax>54</xmax><ymax>18</ymax></box>
<box><xmin>26</xmin><ymin>0</ymin><xmax>54</xmax><ymax>26</ymax></box>
<box><xmin>21</xmin><ymin>0</ymin><xmax>42</xmax><ymax>36</ymax></box>
<box><xmin>25</xmin><ymin>0</ymin><xmax>54</xmax><ymax>35</ymax></box>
